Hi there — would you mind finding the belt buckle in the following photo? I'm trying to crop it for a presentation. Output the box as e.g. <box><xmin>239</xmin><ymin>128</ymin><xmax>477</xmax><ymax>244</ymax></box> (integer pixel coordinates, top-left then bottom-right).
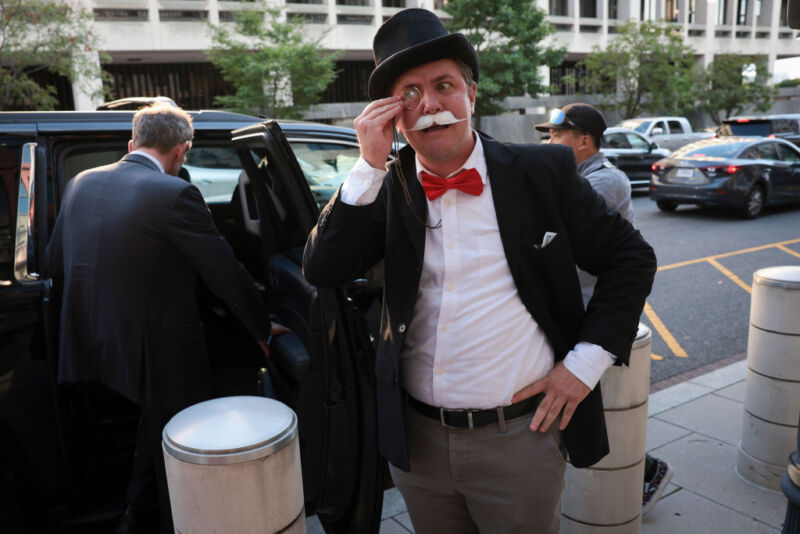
<box><xmin>439</xmin><ymin>408</ymin><xmax>474</xmax><ymax>429</ymax></box>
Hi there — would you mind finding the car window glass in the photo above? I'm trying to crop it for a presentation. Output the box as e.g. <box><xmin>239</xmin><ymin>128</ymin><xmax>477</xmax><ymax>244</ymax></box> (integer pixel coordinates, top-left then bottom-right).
<box><xmin>652</xmin><ymin>121</ymin><xmax>667</xmax><ymax>135</ymax></box>
<box><xmin>64</xmin><ymin>149</ymin><xmax>127</xmax><ymax>182</ymax></box>
<box><xmin>0</xmin><ymin>141</ymin><xmax>24</xmax><ymax>282</ymax></box>
<box><xmin>777</xmin><ymin>143</ymin><xmax>800</xmax><ymax>162</ymax></box>
<box><xmin>184</xmin><ymin>146</ymin><xmax>243</xmax><ymax>204</ymax></box>
<box><xmin>667</xmin><ymin>120</ymin><xmax>684</xmax><ymax>133</ymax></box>
<box><xmin>680</xmin><ymin>142</ymin><xmax>750</xmax><ymax>158</ymax></box>
<box><xmin>624</xmin><ymin>133</ymin><xmax>650</xmax><ymax>150</ymax></box>
<box><xmin>620</xmin><ymin>120</ymin><xmax>650</xmax><ymax>134</ymax></box>
<box><xmin>289</xmin><ymin>141</ymin><xmax>361</xmax><ymax>209</ymax></box>
<box><xmin>754</xmin><ymin>143</ymin><xmax>779</xmax><ymax>161</ymax></box>
<box><xmin>724</xmin><ymin>121</ymin><xmax>771</xmax><ymax>136</ymax></box>
<box><xmin>602</xmin><ymin>133</ymin><xmax>630</xmax><ymax>149</ymax></box>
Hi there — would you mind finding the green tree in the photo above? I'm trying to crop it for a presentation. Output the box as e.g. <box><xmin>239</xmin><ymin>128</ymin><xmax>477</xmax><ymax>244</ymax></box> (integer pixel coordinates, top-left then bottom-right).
<box><xmin>694</xmin><ymin>55</ymin><xmax>776</xmax><ymax>125</ymax></box>
<box><xmin>0</xmin><ymin>0</ymin><xmax>109</xmax><ymax>110</ymax></box>
<box><xmin>207</xmin><ymin>5</ymin><xmax>339</xmax><ymax>119</ymax></box>
<box><xmin>443</xmin><ymin>0</ymin><xmax>566</xmax><ymax>119</ymax></box>
<box><xmin>579</xmin><ymin>20</ymin><xmax>696</xmax><ymax>119</ymax></box>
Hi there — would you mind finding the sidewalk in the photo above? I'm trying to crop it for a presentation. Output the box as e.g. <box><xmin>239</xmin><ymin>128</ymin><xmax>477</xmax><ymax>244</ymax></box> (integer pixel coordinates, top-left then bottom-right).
<box><xmin>307</xmin><ymin>359</ymin><xmax>790</xmax><ymax>533</ymax></box>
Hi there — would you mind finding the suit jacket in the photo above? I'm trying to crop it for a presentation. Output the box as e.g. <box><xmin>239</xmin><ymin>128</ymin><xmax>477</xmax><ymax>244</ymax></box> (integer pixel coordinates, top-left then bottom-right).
<box><xmin>44</xmin><ymin>153</ymin><xmax>269</xmax><ymax>415</ymax></box>
<box><xmin>303</xmin><ymin>133</ymin><xmax>656</xmax><ymax>469</ymax></box>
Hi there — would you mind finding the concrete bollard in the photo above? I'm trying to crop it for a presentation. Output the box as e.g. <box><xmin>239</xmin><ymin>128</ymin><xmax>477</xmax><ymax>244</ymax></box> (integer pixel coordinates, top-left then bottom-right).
<box><xmin>561</xmin><ymin>323</ymin><xmax>652</xmax><ymax>534</ymax></box>
<box><xmin>162</xmin><ymin>396</ymin><xmax>305</xmax><ymax>534</ymax></box>
<box><xmin>737</xmin><ymin>266</ymin><xmax>800</xmax><ymax>492</ymax></box>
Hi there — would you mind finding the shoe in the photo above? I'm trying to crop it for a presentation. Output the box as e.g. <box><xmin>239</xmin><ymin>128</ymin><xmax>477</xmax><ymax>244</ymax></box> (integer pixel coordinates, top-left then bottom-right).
<box><xmin>642</xmin><ymin>458</ymin><xmax>673</xmax><ymax>515</ymax></box>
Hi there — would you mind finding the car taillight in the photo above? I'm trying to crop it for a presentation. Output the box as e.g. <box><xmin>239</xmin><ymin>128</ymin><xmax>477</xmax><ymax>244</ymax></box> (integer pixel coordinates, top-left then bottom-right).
<box><xmin>652</xmin><ymin>163</ymin><xmax>664</xmax><ymax>171</ymax></box>
<box><xmin>736</xmin><ymin>118</ymin><xmax>750</xmax><ymax>123</ymax></box>
<box><xmin>704</xmin><ymin>165</ymin><xmax>739</xmax><ymax>174</ymax></box>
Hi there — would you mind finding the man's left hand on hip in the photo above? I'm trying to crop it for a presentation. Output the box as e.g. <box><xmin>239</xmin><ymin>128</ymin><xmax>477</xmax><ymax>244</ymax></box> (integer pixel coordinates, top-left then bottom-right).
<box><xmin>511</xmin><ymin>361</ymin><xmax>591</xmax><ymax>433</ymax></box>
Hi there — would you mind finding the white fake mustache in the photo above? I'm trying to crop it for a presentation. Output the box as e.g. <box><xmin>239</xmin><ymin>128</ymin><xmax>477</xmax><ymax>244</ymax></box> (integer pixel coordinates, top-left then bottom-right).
<box><xmin>407</xmin><ymin>111</ymin><xmax>469</xmax><ymax>131</ymax></box>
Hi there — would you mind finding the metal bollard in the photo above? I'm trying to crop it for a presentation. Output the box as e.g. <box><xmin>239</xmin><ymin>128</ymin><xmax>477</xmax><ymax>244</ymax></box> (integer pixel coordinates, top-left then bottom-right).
<box><xmin>781</xmin><ymin>412</ymin><xmax>800</xmax><ymax>534</ymax></box>
<box><xmin>738</xmin><ymin>266</ymin><xmax>800</xmax><ymax>492</ymax></box>
<box><xmin>561</xmin><ymin>323</ymin><xmax>652</xmax><ymax>534</ymax></box>
<box><xmin>162</xmin><ymin>396</ymin><xmax>305</xmax><ymax>534</ymax></box>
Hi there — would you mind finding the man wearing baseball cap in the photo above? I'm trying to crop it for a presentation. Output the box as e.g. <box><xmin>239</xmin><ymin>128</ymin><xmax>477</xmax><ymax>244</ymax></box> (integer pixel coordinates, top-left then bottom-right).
<box><xmin>304</xmin><ymin>9</ymin><xmax>656</xmax><ymax>533</ymax></box>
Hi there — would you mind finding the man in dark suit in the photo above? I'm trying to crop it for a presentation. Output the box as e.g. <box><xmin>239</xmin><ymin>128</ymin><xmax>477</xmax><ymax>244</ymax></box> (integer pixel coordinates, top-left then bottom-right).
<box><xmin>44</xmin><ymin>103</ymin><xmax>283</xmax><ymax>533</ymax></box>
<box><xmin>303</xmin><ymin>9</ymin><xmax>656</xmax><ymax>534</ymax></box>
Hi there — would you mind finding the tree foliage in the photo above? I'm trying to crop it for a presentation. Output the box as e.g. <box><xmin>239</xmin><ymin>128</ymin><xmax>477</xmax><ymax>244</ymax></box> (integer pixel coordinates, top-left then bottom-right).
<box><xmin>579</xmin><ymin>20</ymin><xmax>696</xmax><ymax>119</ymax></box>
<box><xmin>0</xmin><ymin>0</ymin><xmax>109</xmax><ymax>110</ymax></box>
<box><xmin>694</xmin><ymin>55</ymin><xmax>776</xmax><ymax>125</ymax></box>
<box><xmin>207</xmin><ymin>5</ymin><xmax>339</xmax><ymax>119</ymax></box>
<box><xmin>443</xmin><ymin>0</ymin><xmax>566</xmax><ymax>118</ymax></box>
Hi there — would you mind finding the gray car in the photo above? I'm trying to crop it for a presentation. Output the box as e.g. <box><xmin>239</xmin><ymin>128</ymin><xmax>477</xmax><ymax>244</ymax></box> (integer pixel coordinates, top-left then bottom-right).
<box><xmin>601</xmin><ymin>127</ymin><xmax>671</xmax><ymax>189</ymax></box>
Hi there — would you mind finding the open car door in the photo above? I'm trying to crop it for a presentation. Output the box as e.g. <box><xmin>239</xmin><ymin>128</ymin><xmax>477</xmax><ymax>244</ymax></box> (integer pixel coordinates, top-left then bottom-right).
<box><xmin>231</xmin><ymin>120</ymin><xmax>384</xmax><ymax>533</ymax></box>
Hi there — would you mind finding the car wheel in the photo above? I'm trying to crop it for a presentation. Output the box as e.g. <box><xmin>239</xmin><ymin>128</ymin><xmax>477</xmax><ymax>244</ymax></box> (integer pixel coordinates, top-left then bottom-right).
<box><xmin>742</xmin><ymin>185</ymin><xmax>764</xmax><ymax>219</ymax></box>
<box><xmin>656</xmin><ymin>200</ymin><xmax>677</xmax><ymax>212</ymax></box>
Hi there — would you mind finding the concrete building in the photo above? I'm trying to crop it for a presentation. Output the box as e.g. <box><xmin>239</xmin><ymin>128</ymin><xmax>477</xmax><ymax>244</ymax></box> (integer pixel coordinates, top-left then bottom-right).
<box><xmin>69</xmin><ymin>0</ymin><xmax>799</xmax><ymax>117</ymax></box>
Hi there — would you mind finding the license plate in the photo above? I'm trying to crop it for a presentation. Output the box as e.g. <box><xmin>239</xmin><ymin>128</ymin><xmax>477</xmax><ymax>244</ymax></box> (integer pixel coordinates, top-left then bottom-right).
<box><xmin>677</xmin><ymin>168</ymin><xmax>694</xmax><ymax>178</ymax></box>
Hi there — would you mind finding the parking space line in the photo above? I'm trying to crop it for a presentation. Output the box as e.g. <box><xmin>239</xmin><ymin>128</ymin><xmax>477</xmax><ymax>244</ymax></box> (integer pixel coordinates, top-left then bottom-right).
<box><xmin>643</xmin><ymin>301</ymin><xmax>688</xmax><ymax>358</ymax></box>
<box><xmin>658</xmin><ymin>237</ymin><xmax>800</xmax><ymax>272</ymax></box>
<box><xmin>777</xmin><ymin>244</ymin><xmax>800</xmax><ymax>260</ymax></box>
<box><xmin>707</xmin><ymin>258</ymin><xmax>752</xmax><ymax>294</ymax></box>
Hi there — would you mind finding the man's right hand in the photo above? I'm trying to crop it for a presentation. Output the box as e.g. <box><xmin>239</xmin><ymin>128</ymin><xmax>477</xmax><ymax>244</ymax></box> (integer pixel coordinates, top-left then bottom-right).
<box><xmin>353</xmin><ymin>96</ymin><xmax>403</xmax><ymax>170</ymax></box>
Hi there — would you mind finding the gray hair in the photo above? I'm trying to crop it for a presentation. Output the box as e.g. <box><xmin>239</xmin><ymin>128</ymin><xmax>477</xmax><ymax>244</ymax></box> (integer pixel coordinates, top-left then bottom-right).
<box><xmin>131</xmin><ymin>103</ymin><xmax>193</xmax><ymax>153</ymax></box>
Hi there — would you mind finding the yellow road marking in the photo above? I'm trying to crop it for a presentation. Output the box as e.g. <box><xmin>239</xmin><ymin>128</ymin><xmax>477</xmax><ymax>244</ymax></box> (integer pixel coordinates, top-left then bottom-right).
<box><xmin>643</xmin><ymin>301</ymin><xmax>688</xmax><ymax>358</ymax></box>
<box><xmin>706</xmin><ymin>258</ymin><xmax>752</xmax><ymax>294</ymax></box>
<box><xmin>777</xmin><ymin>244</ymin><xmax>800</xmax><ymax>260</ymax></box>
<box><xmin>651</xmin><ymin>353</ymin><xmax>664</xmax><ymax>361</ymax></box>
<box><xmin>658</xmin><ymin>237</ymin><xmax>800</xmax><ymax>272</ymax></box>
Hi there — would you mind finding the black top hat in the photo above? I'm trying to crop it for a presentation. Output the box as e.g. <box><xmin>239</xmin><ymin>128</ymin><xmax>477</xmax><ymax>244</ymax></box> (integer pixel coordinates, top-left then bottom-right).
<box><xmin>368</xmin><ymin>8</ymin><xmax>479</xmax><ymax>100</ymax></box>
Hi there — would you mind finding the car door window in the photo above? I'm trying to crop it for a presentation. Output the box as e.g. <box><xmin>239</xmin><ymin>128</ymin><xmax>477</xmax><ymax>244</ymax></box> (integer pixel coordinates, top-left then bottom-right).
<box><xmin>0</xmin><ymin>141</ymin><xmax>24</xmax><ymax>282</ymax></box>
<box><xmin>603</xmin><ymin>133</ymin><xmax>630</xmax><ymax>149</ymax></box>
<box><xmin>754</xmin><ymin>143</ymin><xmax>779</xmax><ymax>161</ymax></box>
<box><xmin>624</xmin><ymin>132</ymin><xmax>650</xmax><ymax>150</ymax></box>
<box><xmin>777</xmin><ymin>143</ymin><xmax>800</xmax><ymax>162</ymax></box>
<box><xmin>652</xmin><ymin>121</ymin><xmax>668</xmax><ymax>135</ymax></box>
<box><xmin>289</xmin><ymin>141</ymin><xmax>361</xmax><ymax>208</ymax></box>
<box><xmin>667</xmin><ymin>120</ymin><xmax>685</xmax><ymax>134</ymax></box>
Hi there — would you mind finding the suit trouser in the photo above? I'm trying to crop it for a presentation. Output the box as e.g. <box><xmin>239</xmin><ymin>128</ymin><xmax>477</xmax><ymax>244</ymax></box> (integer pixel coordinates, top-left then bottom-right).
<box><xmin>389</xmin><ymin>404</ymin><xmax>566</xmax><ymax>534</ymax></box>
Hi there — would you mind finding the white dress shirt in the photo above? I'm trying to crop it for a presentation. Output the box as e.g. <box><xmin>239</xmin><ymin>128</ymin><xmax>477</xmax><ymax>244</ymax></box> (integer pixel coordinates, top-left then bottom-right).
<box><xmin>340</xmin><ymin>134</ymin><xmax>614</xmax><ymax>409</ymax></box>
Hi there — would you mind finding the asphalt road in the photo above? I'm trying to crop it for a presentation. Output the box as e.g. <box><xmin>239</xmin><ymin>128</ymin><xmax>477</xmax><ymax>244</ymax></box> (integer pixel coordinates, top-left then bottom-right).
<box><xmin>630</xmin><ymin>192</ymin><xmax>800</xmax><ymax>384</ymax></box>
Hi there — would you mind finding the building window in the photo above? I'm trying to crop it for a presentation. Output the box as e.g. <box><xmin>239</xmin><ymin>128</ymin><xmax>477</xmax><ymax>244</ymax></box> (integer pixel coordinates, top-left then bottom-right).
<box><xmin>288</xmin><ymin>12</ymin><xmax>327</xmax><ymax>23</ymax></box>
<box><xmin>580</xmin><ymin>0</ymin><xmax>597</xmax><ymax>17</ymax></box>
<box><xmin>608</xmin><ymin>0</ymin><xmax>618</xmax><ymax>19</ymax></box>
<box><xmin>94</xmin><ymin>9</ymin><xmax>148</xmax><ymax>21</ymax></box>
<box><xmin>550</xmin><ymin>0</ymin><xmax>569</xmax><ymax>16</ymax></box>
<box><xmin>434</xmin><ymin>0</ymin><xmax>447</xmax><ymax>8</ymax></box>
<box><xmin>337</xmin><ymin>14</ymin><xmax>373</xmax><ymax>24</ymax></box>
<box><xmin>736</xmin><ymin>0</ymin><xmax>748</xmax><ymax>24</ymax></box>
<box><xmin>336</xmin><ymin>0</ymin><xmax>370</xmax><ymax>5</ymax></box>
<box><xmin>550</xmin><ymin>62</ymin><xmax>589</xmax><ymax>95</ymax></box>
<box><xmin>159</xmin><ymin>10</ymin><xmax>208</xmax><ymax>21</ymax></box>
<box><xmin>383</xmin><ymin>0</ymin><xmax>405</xmax><ymax>6</ymax></box>
<box><xmin>640</xmin><ymin>0</ymin><xmax>657</xmax><ymax>19</ymax></box>
<box><xmin>665</xmin><ymin>0</ymin><xmax>679</xmax><ymax>21</ymax></box>
<box><xmin>320</xmin><ymin>60</ymin><xmax>373</xmax><ymax>103</ymax></box>
<box><xmin>287</xmin><ymin>0</ymin><xmax>324</xmax><ymax>3</ymax></box>
<box><xmin>780</xmin><ymin>0</ymin><xmax>788</xmax><ymax>25</ymax></box>
<box><xmin>717</xmin><ymin>0</ymin><xmax>729</xmax><ymax>24</ymax></box>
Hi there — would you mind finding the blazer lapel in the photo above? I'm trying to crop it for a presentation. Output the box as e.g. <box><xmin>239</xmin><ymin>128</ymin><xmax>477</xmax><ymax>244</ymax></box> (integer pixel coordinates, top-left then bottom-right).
<box><xmin>482</xmin><ymin>134</ymin><xmax>524</xmax><ymax>278</ymax></box>
<box><xmin>391</xmin><ymin>146</ymin><xmax>427</xmax><ymax>263</ymax></box>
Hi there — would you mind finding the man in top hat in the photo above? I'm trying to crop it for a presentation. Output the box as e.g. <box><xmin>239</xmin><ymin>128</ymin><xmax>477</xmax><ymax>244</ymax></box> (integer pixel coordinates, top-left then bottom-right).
<box><xmin>303</xmin><ymin>8</ymin><xmax>656</xmax><ymax>534</ymax></box>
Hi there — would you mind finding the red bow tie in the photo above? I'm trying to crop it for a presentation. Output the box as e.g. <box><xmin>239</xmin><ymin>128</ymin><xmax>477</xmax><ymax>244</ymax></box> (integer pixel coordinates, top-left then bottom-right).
<box><xmin>420</xmin><ymin>168</ymin><xmax>484</xmax><ymax>201</ymax></box>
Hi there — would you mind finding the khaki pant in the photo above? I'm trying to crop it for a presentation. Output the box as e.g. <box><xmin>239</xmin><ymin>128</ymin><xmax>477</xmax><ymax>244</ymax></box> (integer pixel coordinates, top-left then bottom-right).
<box><xmin>390</xmin><ymin>404</ymin><xmax>566</xmax><ymax>534</ymax></box>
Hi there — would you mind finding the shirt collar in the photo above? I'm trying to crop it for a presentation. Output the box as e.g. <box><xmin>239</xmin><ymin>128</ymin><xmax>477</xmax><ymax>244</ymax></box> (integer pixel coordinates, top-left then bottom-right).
<box><xmin>129</xmin><ymin>150</ymin><xmax>165</xmax><ymax>174</ymax></box>
<box><xmin>577</xmin><ymin>151</ymin><xmax>605</xmax><ymax>175</ymax></box>
<box><xmin>415</xmin><ymin>131</ymin><xmax>488</xmax><ymax>185</ymax></box>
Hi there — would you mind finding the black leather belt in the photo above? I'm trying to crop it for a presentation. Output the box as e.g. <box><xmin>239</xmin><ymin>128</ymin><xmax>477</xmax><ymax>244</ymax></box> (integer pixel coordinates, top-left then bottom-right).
<box><xmin>407</xmin><ymin>394</ymin><xmax>544</xmax><ymax>429</ymax></box>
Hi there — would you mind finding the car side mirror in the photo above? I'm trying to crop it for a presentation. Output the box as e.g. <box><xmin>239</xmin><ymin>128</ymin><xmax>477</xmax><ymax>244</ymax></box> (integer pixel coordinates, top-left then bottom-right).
<box><xmin>649</xmin><ymin>142</ymin><xmax>658</xmax><ymax>152</ymax></box>
<box><xmin>651</xmin><ymin>127</ymin><xmax>664</xmax><ymax>136</ymax></box>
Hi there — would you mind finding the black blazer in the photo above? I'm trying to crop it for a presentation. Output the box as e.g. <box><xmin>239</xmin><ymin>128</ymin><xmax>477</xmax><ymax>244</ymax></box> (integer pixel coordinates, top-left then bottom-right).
<box><xmin>303</xmin><ymin>134</ymin><xmax>656</xmax><ymax>469</ymax></box>
<box><xmin>44</xmin><ymin>154</ymin><xmax>269</xmax><ymax>415</ymax></box>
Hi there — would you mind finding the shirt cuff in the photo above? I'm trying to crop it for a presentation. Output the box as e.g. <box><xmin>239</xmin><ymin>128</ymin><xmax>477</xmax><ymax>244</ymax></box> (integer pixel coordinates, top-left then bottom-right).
<box><xmin>339</xmin><ymin>157</ymin><xmax>386</xmax><ymax>206</ymax></box>
<box><xmin>562</xmin><ymin>341</ymin><xmax>616</xmax><ymax>390</ymax></box>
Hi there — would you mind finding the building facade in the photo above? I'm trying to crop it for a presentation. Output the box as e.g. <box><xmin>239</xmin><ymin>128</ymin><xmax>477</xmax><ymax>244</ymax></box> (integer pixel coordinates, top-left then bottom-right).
<box><xmin>69</xmin><ymin>0</ymin><xmax>799</xmax><ymax>116</ymax></box>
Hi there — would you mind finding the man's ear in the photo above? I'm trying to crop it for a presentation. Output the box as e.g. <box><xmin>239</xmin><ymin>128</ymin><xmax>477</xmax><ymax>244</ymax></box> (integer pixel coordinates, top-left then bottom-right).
<box><xmin>128</xmin><ymin>140</ymin><xmax>134</xmax><ymax>153</ymax></box>
<box><xmin>469</xmin><ymin>82</ymin><xmax>477</xmax><ymax>114</ymax></box>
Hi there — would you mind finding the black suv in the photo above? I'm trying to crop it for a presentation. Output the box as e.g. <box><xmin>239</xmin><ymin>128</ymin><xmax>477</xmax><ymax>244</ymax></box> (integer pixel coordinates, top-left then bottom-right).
<box><xmin>0</xmin><ymin>111</ymin><xmax>383</xmax><ymax>532</ymax></box>
<box><xmin>718</xmin><ymin>114</ymin><xmax>800</xmax><ymax>147</ymax></box>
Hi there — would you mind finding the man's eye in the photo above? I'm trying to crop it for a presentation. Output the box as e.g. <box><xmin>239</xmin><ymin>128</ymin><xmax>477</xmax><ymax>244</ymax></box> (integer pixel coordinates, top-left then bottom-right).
<box><xmin>436</xmin><ymin>82</ymin><xmax>452</xmax><ymax>91</ymax></box>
